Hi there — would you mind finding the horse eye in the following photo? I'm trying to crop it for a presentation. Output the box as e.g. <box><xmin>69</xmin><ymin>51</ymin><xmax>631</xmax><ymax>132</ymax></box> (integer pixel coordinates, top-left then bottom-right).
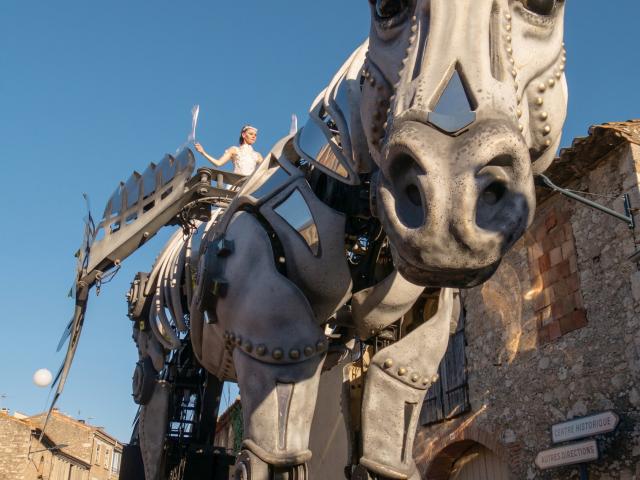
<box><xmin>522</xmin><ymin>0</ymin><xmax>556</xmax><ymax>15</ymax></box>
<box><xmin>373</xmin><ymin>0</ymin><xmax>406</xmax><ymax>19</ymax></box>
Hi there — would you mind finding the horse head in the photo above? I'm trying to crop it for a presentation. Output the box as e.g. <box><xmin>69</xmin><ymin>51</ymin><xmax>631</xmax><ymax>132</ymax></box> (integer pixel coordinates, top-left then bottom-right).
<box><xmin>361</xmin><ymin>0</ymin><xmax>567</xmax><ymax>287</ymax></box>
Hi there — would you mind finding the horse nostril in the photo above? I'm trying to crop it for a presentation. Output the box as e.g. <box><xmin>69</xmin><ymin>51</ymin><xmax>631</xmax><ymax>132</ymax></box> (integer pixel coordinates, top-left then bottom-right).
<box><xmin>481</xmin><ymin>181</ymin><xmax>506</xmax><ymax>206</ymax></box>
<box><xmin>406</xmin><ymin>184</ymin><xmax>422</xmax><ymax>207</ymax></box>
<box><xmin>476</xmin><ymin>180</ymin><xmax>510</xmax><ymax>231</ymax></box>
<box><xmin>388</xmin><ymin>152</ymin><xmax>426</xmax><ymax>229</ymax></box>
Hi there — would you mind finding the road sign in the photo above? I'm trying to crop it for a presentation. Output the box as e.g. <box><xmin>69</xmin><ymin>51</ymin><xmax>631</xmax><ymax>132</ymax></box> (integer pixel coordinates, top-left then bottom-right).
<box><xmin>552</xmin><ymin>411</ymin><xmax>619</xmax><ymax>443</ymax></box>
<box><xmin>535</xmin><ymin>440</ymin><xmax>599</xmax><ymax>470</ymax></box>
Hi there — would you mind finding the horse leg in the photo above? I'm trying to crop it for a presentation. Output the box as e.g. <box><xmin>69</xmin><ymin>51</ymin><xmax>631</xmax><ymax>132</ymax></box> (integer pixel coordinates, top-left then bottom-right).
<box><xmin>233</xmin><ymin>350</ymin><xmax>325</xmax><ymax>480</ymax></box>
<box><xmin>195</xmin><ymin>212</ymin><xmax>328</xmax><ymax>479</ymax></box>
<box><xmin>358</xmin><ymin>289</ymin><xmax>454</xmax><ymax>480</ymax></box>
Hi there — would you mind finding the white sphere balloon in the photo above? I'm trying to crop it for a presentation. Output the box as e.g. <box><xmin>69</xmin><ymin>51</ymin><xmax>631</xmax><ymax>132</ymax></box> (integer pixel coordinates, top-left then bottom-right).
<box><xmin>33</xmin><ymin>369</ymin><xmax>53</xmax><ymax>388</ymax></box>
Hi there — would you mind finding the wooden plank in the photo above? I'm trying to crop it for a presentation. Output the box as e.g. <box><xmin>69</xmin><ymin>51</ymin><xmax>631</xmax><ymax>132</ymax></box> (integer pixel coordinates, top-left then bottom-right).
<box><xmin>442</xmin><ymin>329</ymin><xmax>470</xmax><ymax>419</ymax></box>
<box><xmin>420</xmin><ymin>375</ymin><xmax>444</xmax><ymax>425</ymax></box>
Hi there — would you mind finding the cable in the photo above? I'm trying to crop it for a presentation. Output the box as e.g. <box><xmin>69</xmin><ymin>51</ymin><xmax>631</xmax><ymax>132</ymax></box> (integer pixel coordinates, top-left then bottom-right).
<box><xmin>561</xmin><ymin>187</ymin><xmax>621</xmax><ymax>200</ymax></box>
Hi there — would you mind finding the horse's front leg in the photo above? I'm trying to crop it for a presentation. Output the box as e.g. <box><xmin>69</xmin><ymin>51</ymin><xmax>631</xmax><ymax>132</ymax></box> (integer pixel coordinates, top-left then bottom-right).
<box><xmin>358</xmin><ymin>288</ymin><xmax>454</xmax><ymax>480</ymax></box>
<box><xmin>233</xmin><ymin>348</ymin><xmax>325</xmax><ymax>479</ymax></box>
<box><xmin>197</xmin><ymin>212</ymin><xmax>327</xmax><ymax>479</ymax></box>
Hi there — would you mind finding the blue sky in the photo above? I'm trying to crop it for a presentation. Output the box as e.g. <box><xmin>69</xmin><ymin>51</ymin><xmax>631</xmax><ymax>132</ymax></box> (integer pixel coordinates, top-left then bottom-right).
<box><xmin>0</xmin><ymin>1</ymin><xmax>638</xmax><ymax>443</ymax></box>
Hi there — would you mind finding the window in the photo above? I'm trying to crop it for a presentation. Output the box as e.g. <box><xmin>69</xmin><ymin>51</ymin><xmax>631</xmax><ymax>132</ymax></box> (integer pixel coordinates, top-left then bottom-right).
<box><xmin>111</xmin><ymin>451</ymin><xmax>121</xmax><ymax>474</ymax></box>
<box><xmin>94</xmin><ymin>443</ymin><xmax>101</xmax><ymax>465</ymax></box>
<box><xmin>104</xmin><ymin>448</ymin><xmax>110</xmax><ymax>469</ymax></box>
<box><xmin>420</xmin><ymin>292</ymin><xmax>470</xmax><ymax>426</ymax></box>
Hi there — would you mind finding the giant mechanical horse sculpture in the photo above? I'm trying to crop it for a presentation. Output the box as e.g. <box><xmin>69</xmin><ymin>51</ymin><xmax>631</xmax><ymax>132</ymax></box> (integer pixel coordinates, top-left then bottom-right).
<box><xmin>53</xmin><ymin>1</ymin><xmax>568</xmax><ymax>479</ymax></box>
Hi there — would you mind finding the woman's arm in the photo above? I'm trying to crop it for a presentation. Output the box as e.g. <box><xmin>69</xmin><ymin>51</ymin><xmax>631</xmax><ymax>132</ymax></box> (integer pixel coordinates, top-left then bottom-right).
<box><xmin>194</xmin><ymin>143</ymin><xmax>237</xmax><ymax>167</ymax></box>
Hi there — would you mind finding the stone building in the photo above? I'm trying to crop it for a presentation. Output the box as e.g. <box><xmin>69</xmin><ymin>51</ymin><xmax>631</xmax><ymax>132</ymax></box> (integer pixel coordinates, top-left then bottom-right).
<box><xmin>0</xmin><ymin>408</ymin><xmax>123</xmax><ymax>480</ymax></box>
<box><xmin>413</xmin><ymin>121</ymin><xmax>640</xmax><ymax>479</ymax></box>
<box><xmin>213</xmin><ymin>397</ymin><xmax>243</xmax><ymax>456</ymax></box>
<box><xmin>212</xmin><ymin>397</ymin><xmax>243</xmax><ymax>480</ymax></box>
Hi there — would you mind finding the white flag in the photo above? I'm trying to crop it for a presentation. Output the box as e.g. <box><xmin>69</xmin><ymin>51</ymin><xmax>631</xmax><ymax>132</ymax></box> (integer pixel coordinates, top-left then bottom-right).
<box><xmin>188</xmin><ymin>104</ymin><xmax>200</xmax><ymax>143</ymax></box>
<box><xmin>289</xmin><ymin>114</ymin><xmax>298</xmax><ymax>136</ymax></box>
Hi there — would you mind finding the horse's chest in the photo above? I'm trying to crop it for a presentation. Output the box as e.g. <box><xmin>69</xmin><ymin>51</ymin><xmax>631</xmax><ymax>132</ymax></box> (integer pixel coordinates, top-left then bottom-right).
<box><xmin>219</xmin><ymin>154</ymin><xmax>353</xmax><ymax>324</ymax></box>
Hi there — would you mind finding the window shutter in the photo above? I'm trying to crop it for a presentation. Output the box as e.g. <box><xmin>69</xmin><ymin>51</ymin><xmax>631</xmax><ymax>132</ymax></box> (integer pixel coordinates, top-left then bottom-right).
<box><xmin>441</xmin><ymin>313</ymin><xmax>469</xmax><ymax>419</ymax></box>
<box><xmin>420</xmin><ymin>293</ymin><xmax>470</xmax><ymax>425</ymax></box>
<box><xmin>420</xmin><ymin>374</ymin><xmax>444</xmax><ymax>425</ymax></box>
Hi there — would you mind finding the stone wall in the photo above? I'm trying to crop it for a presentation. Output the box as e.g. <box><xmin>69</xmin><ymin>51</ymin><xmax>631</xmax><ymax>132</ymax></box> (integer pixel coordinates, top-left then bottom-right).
<box><xmin>0</xmin><ymin>413</ymin><xmax>31</xmax><ymax>480</ymax></box>
<box><xmin>0</xmin><ymin>410</ymin><xmax>122</xmax><ymax>480</ymax></box>
<box><xmin>527</xmin><ymin>193</ymin><xmax>587</xmax><ymax>343</ymax></box>
<box><xmin>29</xmin><ymin>411</ymin><xmax>94</xmax><ymax>465</ymax></box>
<box><xmin>415</xmin><ymin>142</ymin><xmax>640</xmax><ymax>479</ymax></box>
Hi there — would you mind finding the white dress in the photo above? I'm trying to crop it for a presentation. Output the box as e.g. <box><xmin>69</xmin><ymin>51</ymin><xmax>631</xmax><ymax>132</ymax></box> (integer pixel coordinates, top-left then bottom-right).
<box><xmin>232</xmin><ymin>144</ymin><xmax>260</xmax><ymax>176</ymax></box>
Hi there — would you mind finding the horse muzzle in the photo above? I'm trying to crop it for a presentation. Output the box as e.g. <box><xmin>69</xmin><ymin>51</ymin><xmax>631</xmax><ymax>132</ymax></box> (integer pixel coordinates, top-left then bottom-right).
<box><xmin>376</xmin><ymin>119</ymin><xmax>536</xmax><ymax>287</ymax></box>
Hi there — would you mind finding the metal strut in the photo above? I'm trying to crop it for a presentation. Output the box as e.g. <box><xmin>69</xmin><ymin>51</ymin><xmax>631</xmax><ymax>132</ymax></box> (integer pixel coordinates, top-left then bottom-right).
<box><xmin>536</xmin><ymin>174</ymin><xmax>635</xmax><ymax>229</ymax></box>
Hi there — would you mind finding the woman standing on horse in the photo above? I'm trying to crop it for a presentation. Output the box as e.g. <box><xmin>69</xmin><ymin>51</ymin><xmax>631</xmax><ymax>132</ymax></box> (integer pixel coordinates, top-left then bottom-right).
<box><xmin>194</xmin><ymin>125</ymin><xmax>263</xmax><ymax>176</ymax></box>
